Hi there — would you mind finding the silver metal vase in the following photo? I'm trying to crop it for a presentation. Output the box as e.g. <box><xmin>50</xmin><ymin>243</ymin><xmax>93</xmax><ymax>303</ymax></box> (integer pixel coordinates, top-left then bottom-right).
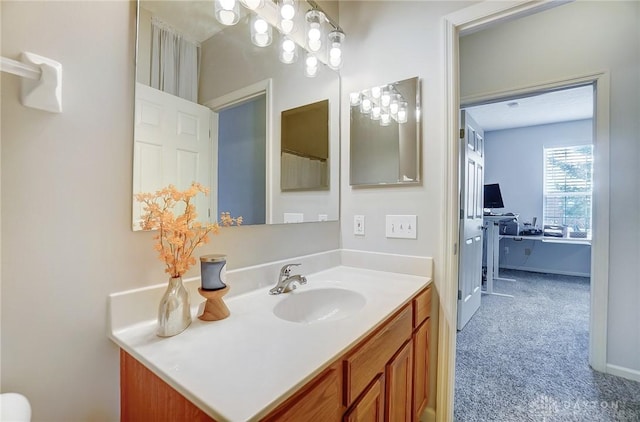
<box><xmin>157</xmin><ymin>276</ymin><xmax>191</xmax><ymax>337</ymax></box>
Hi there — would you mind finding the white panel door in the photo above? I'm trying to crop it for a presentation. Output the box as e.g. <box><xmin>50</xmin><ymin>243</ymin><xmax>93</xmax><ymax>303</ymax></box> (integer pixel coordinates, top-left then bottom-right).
<box><xmin>133</xmin><ymin>83</ymin><xmax>212</xmax><ymax>229</ymax></box>
<box><xmin>457</xmin><ymin>111</ymin><xmax>485</xmax><ymax>330</ymax></box>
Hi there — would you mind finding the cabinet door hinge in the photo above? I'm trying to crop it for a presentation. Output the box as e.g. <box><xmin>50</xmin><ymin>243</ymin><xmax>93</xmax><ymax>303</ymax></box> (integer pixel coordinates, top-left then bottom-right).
<box><xmin>460</xmin><ymin>128</ymin><xmax>465</xmax><ymax>139</ymax></box>
<box><xmin>457</xmin><ymin>290</ymin><xmax>462</xmax><ymax>300</ymax></box>
<box><xmin>454</xmin><ymin>242</ymin><xmax>458</xmax><ymax>255</ymax></box>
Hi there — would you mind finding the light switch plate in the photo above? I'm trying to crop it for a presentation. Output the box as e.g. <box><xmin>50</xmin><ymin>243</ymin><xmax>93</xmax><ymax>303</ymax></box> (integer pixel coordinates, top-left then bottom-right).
<box><xmin>354</xmin><ymin>215</ymin><xmax>365</xmax><ymax>236</ymax></box>
<box><xmin>386</xmin><ymin>215</ymin><xmax>417</xmax><ymax>239</ymax></box>
<box><xmin>283</xmin><ymin>213</ymin><xmax>304</xmax><ymax>223</ymax></box>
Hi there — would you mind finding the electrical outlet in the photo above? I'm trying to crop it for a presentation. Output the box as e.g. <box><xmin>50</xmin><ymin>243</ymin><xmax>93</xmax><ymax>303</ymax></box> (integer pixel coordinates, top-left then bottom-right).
<box><xmin>385</xmin><ymin>215</ymin><xmax>417</xmax><ymax>239</ymax></box>
<box><xmin>354</xmin><ymin>215</ymin><xmax>365</xmax><ymax>236</ymax></box>
<box><xmin>318</xmin><ymin>214</ymin><xmax>328</xmax><ymax>221</ymax></box>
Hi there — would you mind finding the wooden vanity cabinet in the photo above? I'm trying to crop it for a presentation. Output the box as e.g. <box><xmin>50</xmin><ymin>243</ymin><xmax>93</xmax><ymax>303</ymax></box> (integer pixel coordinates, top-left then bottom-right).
<box><xmin>120</xmin><ymin>285</ymin><xmax>432</xmax><ymax>422</ymax></box>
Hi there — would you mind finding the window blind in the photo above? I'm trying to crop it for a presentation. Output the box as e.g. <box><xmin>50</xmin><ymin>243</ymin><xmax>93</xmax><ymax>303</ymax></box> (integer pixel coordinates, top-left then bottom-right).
<box><xmin>543</xmin><ymin>145</ymin><xmax>593</xmax><ymax>230</ymax></box>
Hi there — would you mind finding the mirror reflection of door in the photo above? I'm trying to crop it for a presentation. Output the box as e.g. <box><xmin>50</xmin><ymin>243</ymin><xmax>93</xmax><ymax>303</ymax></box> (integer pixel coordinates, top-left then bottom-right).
<box><xmin>217</xmin><ymin>95</ymin><xmax>267</xmax><ymax>226</ymax></box>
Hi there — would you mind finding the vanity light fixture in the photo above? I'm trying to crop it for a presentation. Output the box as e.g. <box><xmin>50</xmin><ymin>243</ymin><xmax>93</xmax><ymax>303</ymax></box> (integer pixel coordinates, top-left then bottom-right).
<box><xmin>231</xmin><ymin>0</ymin><xmax>345</xmax><ymax>78</ymax></box>
<box><xmin>251</xmin><ymin>15</ymin><xmax>273</xmax><ymax>47</ymax></box>
<box><xmin>351</xmin><ymin>84</ymin><xmax>412</xmax><ymax>126</ymax></box>
<box><xmin>215</xmin><ymin>0</ymin><xmax>240</xmax><ymax>26</ymax></box>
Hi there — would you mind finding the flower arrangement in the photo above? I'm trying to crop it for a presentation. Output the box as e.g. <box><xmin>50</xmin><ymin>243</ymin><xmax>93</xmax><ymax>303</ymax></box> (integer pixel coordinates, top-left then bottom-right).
<box><xmin>135</xmin><ymin>182</ymin><xmax>241</xmax><ymax>278</ymax></box>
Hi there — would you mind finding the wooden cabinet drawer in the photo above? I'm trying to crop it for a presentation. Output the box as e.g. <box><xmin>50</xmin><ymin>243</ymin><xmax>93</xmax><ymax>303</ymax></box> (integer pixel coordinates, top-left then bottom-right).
<box><xmin>412</xmin><ymin>286</ymin><xmax>432</xmax><ymax>328</ymax></box>
<box><xmin>344</xmin><ymin>306</ymin><xmax>412</xmax><ymax>406</ymax></box>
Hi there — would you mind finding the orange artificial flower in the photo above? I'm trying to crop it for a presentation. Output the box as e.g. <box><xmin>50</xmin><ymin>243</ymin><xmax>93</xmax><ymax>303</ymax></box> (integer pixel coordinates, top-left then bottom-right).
<box><xmin>135</xmin><ymin>182</ymin><xmax>241</xmax><ymax>278</ymax></box>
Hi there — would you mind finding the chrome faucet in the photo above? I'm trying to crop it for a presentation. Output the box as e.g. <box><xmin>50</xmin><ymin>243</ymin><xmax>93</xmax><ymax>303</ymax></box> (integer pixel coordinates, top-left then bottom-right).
<box><xmin>269</xmin><ymin>263</ymin><xmax>307</xmax><ymax>295</ymax></box>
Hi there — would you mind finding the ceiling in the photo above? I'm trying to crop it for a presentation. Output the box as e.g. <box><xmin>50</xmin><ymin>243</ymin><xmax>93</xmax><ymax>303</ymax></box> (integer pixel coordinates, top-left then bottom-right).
<box><xmin>464</xmin><ymin>85</ymin><xmax>593</xmax><ymax>132</ymax></box>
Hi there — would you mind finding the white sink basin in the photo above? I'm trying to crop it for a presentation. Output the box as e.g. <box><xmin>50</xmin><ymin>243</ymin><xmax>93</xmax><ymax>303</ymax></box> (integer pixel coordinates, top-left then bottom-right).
<box><xmin>273</xmin><ymin>288</ymin><xmax>366</xmax><ymax>324</ymax></box>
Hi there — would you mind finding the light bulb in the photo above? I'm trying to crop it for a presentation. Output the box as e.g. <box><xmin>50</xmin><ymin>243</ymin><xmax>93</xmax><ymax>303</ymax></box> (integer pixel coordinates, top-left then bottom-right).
<box><xmin>251</xmin><ymin>15</ymin><xmax>272</xmax><ymax>47</ymax></box>
<box><xmin>390</xmin><ymin>100</ymin><xmax>399</xmax><ymax>116</ymax></box>
<box><xmin>280</xmin><ymin>0</ymin><xmax>295</xmax><ymax>20</ymax></box>
<box><xmin>381</xmin><ymin>88</ymin><xmax>391</xmax><ymax>107</ymax></box>
<box><xmin>349</xmin><ymin>92</ymin><xmax>361</xmax><ymax>106</ymax></box>
<box><xmin>371</xmin><ymin>106</ymin><xmax>381</xmax><ymax>120</ymax></box>
<box><xmin>380</xmin><ymin>112</ymin><xmax>391</xmax><ymax>126</ymax></box>
<box><xmin>254</xmin><ymin>18</ymin><xmax>268</xmax><ymax>33</ymax></box>
<box><xmin>305</xmin><ymin>55</ymin><xmax>318</xmax><ymax>67</ymax></box>
<box><xmin>220</xmin><ymin>0</ymin><xmax>235</xmax><ymax>9</ymax></box>
<box><xmin>361</xmin><ymin>98</ymin><xmax>372</xmax><ymax>114</ymax></box>
<box><xmin>397</xmin><ymin>109</ymin><xmax>407</xmax><ymax>124</ymax></box>
<box><xmin>282</xmin><ymin>39</ymin><xmax>295</xmax><ymax>52</ymax></box>
<box><xmin>304</xmin><ymin>53</ymin><xmax>318</xmax><ymax>78</ymax></box>
<box><xmin>279</xmin><ymin>36</ymin><xmax>297</xmax><ymax>64</ymax></box>
<box><xmin>371</xmin><ymin>86</ymin><xmax>381</xmax><ymax>99</ymax></box>
<box><xmin>215</xmin><ymin>0</ymin><xmax>239</xmax><ymax>25</ymax></box>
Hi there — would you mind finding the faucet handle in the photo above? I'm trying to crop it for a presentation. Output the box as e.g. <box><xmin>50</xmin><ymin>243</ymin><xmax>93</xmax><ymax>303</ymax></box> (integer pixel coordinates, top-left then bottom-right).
<box><xmin>280</xmin><ymin>263</ymin><xmax>301</xmax><ymax>276</ymax></box>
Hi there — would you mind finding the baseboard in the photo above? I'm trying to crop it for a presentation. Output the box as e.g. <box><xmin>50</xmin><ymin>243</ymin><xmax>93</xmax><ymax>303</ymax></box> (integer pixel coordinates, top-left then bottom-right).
<box><xmin>500</xmin><ymin>265</ymin><xmax>590</xmax><ymax>278</ymax></box>
<box><xmin>606</xmin><ymin>363</ymin><xmax>640</xmax><ymax>383</ymax></box>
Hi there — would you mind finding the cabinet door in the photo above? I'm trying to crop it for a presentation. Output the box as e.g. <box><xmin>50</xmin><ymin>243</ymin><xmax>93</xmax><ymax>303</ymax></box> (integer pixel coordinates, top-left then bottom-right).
<box><xmin>412</xmin><ymin>319</ymin><xmax>430</xmax><ymax>420</ymax></box>
<box><xmin>262</xmin><ymin>364</ymin><xmax>343</xmax><ymax>422</ymax></box>
<box><xmin>120</xmin><ymin>350</ymin><xmax>215</xmax><ymax>422</ymax></box>
<box><xmin>385</xmin><ymin>340</ymin><xmax>413</xmax><ymax>422</ymax></box>
<box><xmin>344</xmin><ymin>374</ymin><xmax>385</xmax><ymax>422</ymax></box>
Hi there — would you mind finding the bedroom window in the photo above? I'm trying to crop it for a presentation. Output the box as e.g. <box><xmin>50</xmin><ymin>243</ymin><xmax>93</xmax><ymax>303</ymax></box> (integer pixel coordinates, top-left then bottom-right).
<box><xmin>543</xmin><ymin>145</ymin><xmax>593</xmax><ymax>231</ymax></box>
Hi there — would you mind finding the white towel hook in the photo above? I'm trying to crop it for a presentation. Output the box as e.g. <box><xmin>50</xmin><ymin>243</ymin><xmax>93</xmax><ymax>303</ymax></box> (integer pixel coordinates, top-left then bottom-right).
<box><xmin>0</xmin><ymin>52</ymin><xmax>62</xmax><ymax>113</ymax></box>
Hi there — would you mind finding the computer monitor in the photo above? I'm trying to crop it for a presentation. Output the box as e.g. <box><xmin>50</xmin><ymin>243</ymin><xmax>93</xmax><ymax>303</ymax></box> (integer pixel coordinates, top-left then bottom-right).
<box><xmin>483</xmin><ymin>183</ymin><xmax>504</xmax><ymax>209</ymax></box>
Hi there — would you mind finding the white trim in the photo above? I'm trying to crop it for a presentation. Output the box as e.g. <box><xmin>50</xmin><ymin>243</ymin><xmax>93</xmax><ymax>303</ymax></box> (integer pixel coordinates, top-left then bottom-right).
<box><xmin>440</xmin><ymin>1</ymin><xmax>611</xmax><ymax>421</ymax></box>
<box><xmin>499</xmin><ymin>265</ymin><xmax>590</xmax><ymax>278</ymax></box>
<box><xmin>605</xmin><ymin>364</ymin><xmax>640</xmax><ymax>383</ymax></box>
<box><xmin>202</xmin><ymin>79</ymin><xmax>274</xmax><ymax>225</ymax></box>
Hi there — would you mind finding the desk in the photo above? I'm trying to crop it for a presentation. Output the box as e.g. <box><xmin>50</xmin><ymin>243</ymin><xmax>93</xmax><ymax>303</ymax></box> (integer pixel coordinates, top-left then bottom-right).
<box><xmin>501</xmin><ymin>234</ymin><xmax>591</xmax><ymax>246</ymax></box>
<box><xmin>484</xmin><ymin>219</ymin><xmax>592</xmax><ymax>297</ymax></box>
<box><xmin>483</xmin><ymin>215</ymin><xmax>516</xmax><ymax>297</ymax></box>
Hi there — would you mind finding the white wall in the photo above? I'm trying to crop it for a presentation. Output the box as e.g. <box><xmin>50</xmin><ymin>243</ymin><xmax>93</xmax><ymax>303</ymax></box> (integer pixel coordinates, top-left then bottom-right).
<box><xmin>0</xmin><ymin>2</ymin><xmax>339</xmax><ymax>420</ymax></box>
<box><xmin>339</xmin><ymin>0</ymin><xmax>472</xmax><ymax>259</ymax></box>
<box><xmin>484</xmin><ymin>119</ymin><xmax>592</xmax><ymax>276</ymax></box>
<box><xmin>460</xmin><ymin>0</ymin><xmax>640</xmax><ymax>375</ymax></box>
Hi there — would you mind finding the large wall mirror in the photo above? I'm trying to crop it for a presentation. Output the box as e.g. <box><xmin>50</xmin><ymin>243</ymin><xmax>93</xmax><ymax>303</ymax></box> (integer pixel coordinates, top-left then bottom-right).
<box><xmin>349</xmin><ymin>77</ymin><xmax>421</xmax><ymax>187</ymax></box>
<box><xmin>132</xmin><ymin>0</ymin><xmax>340</xmax><ymax>229</ymax></box>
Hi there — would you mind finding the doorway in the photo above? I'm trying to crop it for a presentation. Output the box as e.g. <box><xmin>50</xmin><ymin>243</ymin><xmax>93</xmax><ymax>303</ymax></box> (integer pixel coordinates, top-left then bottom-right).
<box><xmin>454</xmin><ymin>85</ymin><xmax>597</xmax><ymax>419</ymax></box>
<box><xmin>438</xmin><ymin>3</ymin><xmax>611</xmax><ymax>419</ymax></box>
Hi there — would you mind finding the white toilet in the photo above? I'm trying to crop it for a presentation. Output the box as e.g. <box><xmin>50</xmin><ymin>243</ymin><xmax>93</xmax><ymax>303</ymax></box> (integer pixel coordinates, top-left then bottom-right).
<box><xmin>0</xmin><ymin>393</ymin><xmax>31</xmax><ymax>422</ymax></box>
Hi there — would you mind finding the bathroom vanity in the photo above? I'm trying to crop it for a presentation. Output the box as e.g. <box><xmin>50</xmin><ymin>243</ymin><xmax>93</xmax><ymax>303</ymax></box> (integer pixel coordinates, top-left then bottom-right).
<box><xmin>109</xmin><ymin>252</ymin><xmax>433</xmax><ymax>421</ymax></box>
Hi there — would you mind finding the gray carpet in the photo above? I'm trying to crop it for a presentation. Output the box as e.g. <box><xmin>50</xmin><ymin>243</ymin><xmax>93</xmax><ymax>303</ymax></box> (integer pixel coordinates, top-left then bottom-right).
<box><xmin>454</xmin><ymin>270</ymin><xmax>640</xmax><ymax>422</ymax></box>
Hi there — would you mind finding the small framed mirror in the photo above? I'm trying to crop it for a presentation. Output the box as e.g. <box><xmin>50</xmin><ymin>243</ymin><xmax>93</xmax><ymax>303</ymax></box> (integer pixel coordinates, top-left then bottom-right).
<box><xmin>281</xmin><ymin>99</ymin><xmax>330</xmax><ymax>191</ymax></box>
<box><xmin>349</xmin><ymin>77</ymin><xmax>421</xmax><ymax>187</ymax></box>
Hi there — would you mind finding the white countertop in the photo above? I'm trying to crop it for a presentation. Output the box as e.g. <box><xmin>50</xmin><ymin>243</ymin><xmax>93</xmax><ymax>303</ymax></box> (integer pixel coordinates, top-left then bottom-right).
<box><xmin>109</xmin><ymin>262</ymin><xmax>431</xmax><ymax>421</ymax></box>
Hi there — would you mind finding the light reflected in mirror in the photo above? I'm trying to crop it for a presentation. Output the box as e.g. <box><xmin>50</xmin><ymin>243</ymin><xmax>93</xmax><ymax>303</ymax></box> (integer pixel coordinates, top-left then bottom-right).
<box><xmin>349</xmin><ymin>77</ymin><xmax>421</xmax><ymax>187</ymax></box>
<box><xmin>133</xmin><ymin>0</ymin><xmax>340</xmax><ymax>230</ymax></box>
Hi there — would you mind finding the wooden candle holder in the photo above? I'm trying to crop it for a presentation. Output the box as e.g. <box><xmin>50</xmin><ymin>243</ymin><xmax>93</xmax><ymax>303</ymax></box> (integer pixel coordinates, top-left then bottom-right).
<box><xmin>197</xmin><ymin>286</ymin><xmax>230</xmax><ymax>321</ymax></box>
